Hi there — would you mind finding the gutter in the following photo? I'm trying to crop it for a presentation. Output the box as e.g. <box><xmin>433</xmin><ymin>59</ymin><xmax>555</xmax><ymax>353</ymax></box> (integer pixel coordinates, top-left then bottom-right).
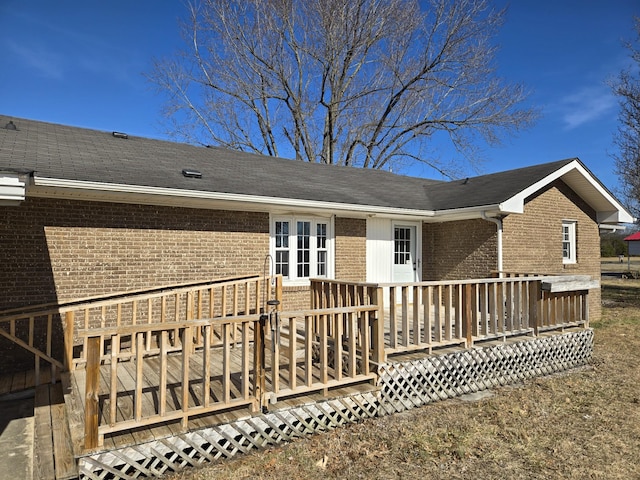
<box><xmin>482</xmin><ymin>211</ymin><xmax>503</xmax><ymax>277</ymax></box>
<box><xmin>0</xmin><ymin>170</ymin><xmax>31</xmax><ymax>205</ymax></box>
<box><xmin>30</xmin><ymin>176</ymin><xmax>438</xmax><ymax>219</ymax></box>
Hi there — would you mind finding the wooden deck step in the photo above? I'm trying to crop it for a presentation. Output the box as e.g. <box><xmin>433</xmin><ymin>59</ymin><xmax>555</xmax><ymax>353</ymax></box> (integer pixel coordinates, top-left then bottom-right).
<box><xmin>34</xmin><ymin>383</ymin><xmax>78</xmax><ymax>480</ymax></box>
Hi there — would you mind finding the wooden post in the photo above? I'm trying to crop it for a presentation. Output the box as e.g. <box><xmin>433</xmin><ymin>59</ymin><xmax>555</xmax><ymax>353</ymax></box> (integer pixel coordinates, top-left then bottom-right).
<box><xmin>253</xmin><ymin>315</ymin><xmax>267</xmax><ymax>412</ymax></box>
<box><xmin>64</xmin><ymin>311</ymin><xmax>75</xmax><ymax>371</ymax></box>
<box><xmin>310</xmin><ymin>279</ymin><xmax>318</xmax><ymax>309</ymax></box>
<box><xmin>181</xmin><ymin>326</ymin><xmax>192</xmax><ymax>429</ymax></box>
<box><xmin>528</xmin><ymin>281</ymin><xmax>540</xmax><ymax>335</ymax></box>
<box><xmin>84</xmin><ymin>335</ymin><xmax>100</xmax><ymax>450</ymax></box>
<box><xmin>582</xmin><ymin>290</ymin><xmax>589</xmax><ymax>328</ymax></box>
<box><xmin>371</xmin><ymin>287</ymin><xmax>386</xmax><ymax>364</ymax></box>
<box><xmin>275</xmin><ymin>275</ymin><xmax>283</xmax><ymax>311</ymax></box>
<box><xmin>462</xmin><ymin>284</ymin><xmax>473</xmax><ymax>347</ymax></box>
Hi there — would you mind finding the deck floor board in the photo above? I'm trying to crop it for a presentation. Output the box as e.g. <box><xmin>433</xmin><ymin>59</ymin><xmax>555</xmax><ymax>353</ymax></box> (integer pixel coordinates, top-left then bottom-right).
<box><xmin>66</xmin><ymin>337</ymin><xmax>378</xmax><ymax>453</ymax></box>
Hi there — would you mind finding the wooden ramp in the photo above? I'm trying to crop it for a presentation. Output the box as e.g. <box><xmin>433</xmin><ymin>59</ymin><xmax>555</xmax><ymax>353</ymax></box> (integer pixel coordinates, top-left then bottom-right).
<box><xmin>34</xmin><ymin>383</ymin><xmax>78</xmax><ymax>480</ymax></box>
<box><xmin>0</xmin><ymin>373</ymin><xmax>77</xmax><ymax>480</ymax></box>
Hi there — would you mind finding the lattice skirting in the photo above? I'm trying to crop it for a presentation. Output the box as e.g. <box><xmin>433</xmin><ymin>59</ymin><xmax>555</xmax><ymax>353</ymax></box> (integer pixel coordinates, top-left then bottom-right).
<box><xmin>79</xmin><ymin>330</ymin><xmax>592</xmax><ymax>479</ymax></box>
<box><xmin>78</xmin><ymin>392</ymin><xmax>380</xmax><ymax>479</ymax></box>
<box><xmin>378</xmin><ymin>329</ymin><xmax>593</xmax><ymax>414</ymax></box>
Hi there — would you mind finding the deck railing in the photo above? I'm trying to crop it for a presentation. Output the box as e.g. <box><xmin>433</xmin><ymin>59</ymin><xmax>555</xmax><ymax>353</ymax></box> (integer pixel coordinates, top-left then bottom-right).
<box><xmin>78</xmin><ymin>303</ymin><xmax>380</xmax><ymax>449</ymax></box>
<box><xmin>0</xmin><ymin>310</ymin><xmax>64</xmax><ymax>386</ymax></box>
<box><xmin>311</xmin><ymin>275</ymin><xmax>593</xmax><ymax>359</ymax></box>
<box><xmin>80</xmin><ymin>315</ymin><xmax>261</xmax><ymax>449</ymax></box>
<box><xmin>264</xmin><ymin>305</ymin><xmax>380</xmax><ymax>403</ymax></box>
<box><xmin>65</xmin><ymin>275</ymin><xmax>276</xmax><ymax>370</ymax></box>
<box><xmin>0</xmin><ymin>275</ymin><xmax>278</xmax><ymax>385</ymax></box>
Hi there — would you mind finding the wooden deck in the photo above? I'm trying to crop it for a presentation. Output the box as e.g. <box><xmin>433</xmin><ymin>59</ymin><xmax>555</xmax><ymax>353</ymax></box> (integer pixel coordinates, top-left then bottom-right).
<box><xmin>0</xmin><ymin>274</ymin><xmax>595</xmax><ymax>478</ymax></box>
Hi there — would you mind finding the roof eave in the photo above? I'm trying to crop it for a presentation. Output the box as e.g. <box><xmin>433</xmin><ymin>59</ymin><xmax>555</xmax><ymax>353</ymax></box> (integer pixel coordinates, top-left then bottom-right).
<box><xmin>428</xmin><ymin>204</ymin><xmax>507</xmax><ymax>221</ymax></box>
<box><xmin>29</xmin><ymin>176</ymin><xmax>438</xmax><ymax>219</ymax></box>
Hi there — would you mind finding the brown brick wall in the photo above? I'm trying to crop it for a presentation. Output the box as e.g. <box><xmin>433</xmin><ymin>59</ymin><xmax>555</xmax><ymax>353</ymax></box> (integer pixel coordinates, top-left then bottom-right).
<box><xmin>422</xmin><ymin>219</ymin><xmax>498</xmax><ymax>280</ymax></box>
<box><xmin>281</xmin><ymin>286</ymin><xmax>310</xmax><ymax>311</ymax></box>
<box><xmin>1</xmin><ymin>197</ymin><xmax>272</xmax><ymax>373</ymax></box>
<box><xmin>335</xmin><ymin>217</ymin><xmax>366</xmax><ymax>281</ymax></box>
<box><xmin>502</xmin><ymin>180</ymin><xmax>601</xmax><ymax>319</ymax></box>
<box><xmin>1</xmin><ymin>197</ymin><xmax>270</xmax><ymax>310</ymax></box>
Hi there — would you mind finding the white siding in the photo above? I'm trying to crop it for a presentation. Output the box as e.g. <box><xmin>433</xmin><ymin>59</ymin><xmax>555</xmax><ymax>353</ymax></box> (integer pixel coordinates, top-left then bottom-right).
<box><xmin>366</xmin><ymin>217</ymin><xmax>392</xmax><ymax>283</ymax></box>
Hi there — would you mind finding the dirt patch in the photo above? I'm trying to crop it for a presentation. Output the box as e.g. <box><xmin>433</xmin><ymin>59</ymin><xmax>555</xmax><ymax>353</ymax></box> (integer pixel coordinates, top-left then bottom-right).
<box><xmin>167</xmin><ymin>281</ymin><xmax>640</xmax><ymax>480</ymax></box>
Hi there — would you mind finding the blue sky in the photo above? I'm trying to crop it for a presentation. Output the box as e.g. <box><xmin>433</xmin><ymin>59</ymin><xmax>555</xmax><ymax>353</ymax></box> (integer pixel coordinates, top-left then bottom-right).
<box><xmin>1</xmin><ymin>1</ymin><xmax>639</xmax><ymax>195</ymax></box>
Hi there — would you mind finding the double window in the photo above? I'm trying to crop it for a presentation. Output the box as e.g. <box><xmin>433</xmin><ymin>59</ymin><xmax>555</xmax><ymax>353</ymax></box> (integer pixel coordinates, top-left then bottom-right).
<box><xmin>562</xmin><ymin>220</ymin><xmax>576</xmax><ymax>264</ymax></box>
<box><xmin>272</xmin><ymin>216</ymin><xmax>333</xmax><ymax>282</ymax></box>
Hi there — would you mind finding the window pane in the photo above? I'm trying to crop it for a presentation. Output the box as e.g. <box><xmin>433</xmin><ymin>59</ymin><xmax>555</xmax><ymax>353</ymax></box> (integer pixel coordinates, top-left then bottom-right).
<box><xmin>276</xmin><ymin>221</ymin><xmax>289</xmax><ymax>248</ymax></box>
<box><xmin>394</xmin><ymin>227</ymin><xmax>411</xmax><ymax>265</ymax></box>
<box><xmin>317</xmin><ymin>223</ymin><xmax>327</xmax><ymax>248</ymax></box>
<box><xmin>317</xmin><ymin>251</ymin><xmax>326</xmax><ymax>276</ymax></box>
<box><xmin>275</xmin><ymin>251</ymin><xmax>289</xmax><ymax>277</ymax></box>
<box><xmin>297</xmin><ymin>221</ymin><xmax>311</xmax><ymax>278</ymax></box>
<box><xmin>316</xmin><ymin>223</ymin><xmax>328</xmax><ymax>277</ymax></box>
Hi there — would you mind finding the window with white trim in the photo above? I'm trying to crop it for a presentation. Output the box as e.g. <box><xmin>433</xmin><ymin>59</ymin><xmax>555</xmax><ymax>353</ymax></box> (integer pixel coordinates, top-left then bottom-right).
<box><xmin>272</xmin><ymin>216</ymin><xmax>333</xmax><ymax>282</ymax></box>
<box><xmin>562</xmin><ymin>221</ymin><xmax>576</xmax><ymax>264</ymax></box>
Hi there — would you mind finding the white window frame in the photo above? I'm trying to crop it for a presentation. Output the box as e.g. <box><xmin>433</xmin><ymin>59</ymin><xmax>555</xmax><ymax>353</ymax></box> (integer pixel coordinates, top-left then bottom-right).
<box><xmin>562</xmin><ymin>220</ymin><xmax>577</xmax><ymax>264</ymax></box>
<box><xmin>270</xmin><ymin>215</ymin><xmax>335</xmax><ymax>284</ymax></box>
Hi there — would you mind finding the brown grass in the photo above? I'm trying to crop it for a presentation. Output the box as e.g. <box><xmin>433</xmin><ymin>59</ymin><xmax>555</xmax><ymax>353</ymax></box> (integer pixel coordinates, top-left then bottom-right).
<box><xmin>601</xmin><ymin>256</ymin><xmax>640</xmax><ymax>273</ymax></box>
<box><xmin>168</xmin><ymin>279</ymin><xmax>640</xmax><ymax>480</ymax></box>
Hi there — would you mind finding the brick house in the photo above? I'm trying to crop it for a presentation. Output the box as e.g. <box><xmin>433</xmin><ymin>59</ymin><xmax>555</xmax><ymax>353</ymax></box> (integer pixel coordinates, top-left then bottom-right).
<box><xmin>0</xmin><ymin>115</ymin><xmax>632</xmax><ymax>324</ymax></box>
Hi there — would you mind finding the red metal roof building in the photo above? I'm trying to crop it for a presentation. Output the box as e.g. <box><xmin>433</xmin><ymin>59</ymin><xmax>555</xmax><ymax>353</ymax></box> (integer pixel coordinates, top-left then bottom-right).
<box><xmin>624</xmin><ymin>232</ymin><xmax>640</xmax><ymax>256</ymax></box>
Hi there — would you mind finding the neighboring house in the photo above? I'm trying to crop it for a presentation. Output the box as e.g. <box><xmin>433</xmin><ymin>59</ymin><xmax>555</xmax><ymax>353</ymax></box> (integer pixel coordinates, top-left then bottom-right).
<box><xmin>624</xmin><ymin>231</ymin><xmax>640</xmax><ymax>256</ymax></box>
<box><xmin>0</xmin><ymin>115</ymin><xmax>633</xmax><ymax>324</ymax></box>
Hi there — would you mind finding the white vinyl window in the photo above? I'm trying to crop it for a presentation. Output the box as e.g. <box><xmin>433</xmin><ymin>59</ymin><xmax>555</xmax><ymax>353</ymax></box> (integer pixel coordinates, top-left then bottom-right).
<box><xmin>272</xmin><ymin>216</ymin><xmax>333</xmax><ymax>283</ymax></box>
<box><xmin>562</xmin><ymin>221</ymin><xmax>576</xmax><ymax>264</ymax></box>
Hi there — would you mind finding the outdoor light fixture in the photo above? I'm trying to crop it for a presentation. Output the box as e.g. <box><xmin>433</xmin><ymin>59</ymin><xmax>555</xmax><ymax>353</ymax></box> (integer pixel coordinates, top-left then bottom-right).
<box><xmin>182</xmin><ymin>168</ymin><xmax>202</xmax><ymax>179</ymax></box>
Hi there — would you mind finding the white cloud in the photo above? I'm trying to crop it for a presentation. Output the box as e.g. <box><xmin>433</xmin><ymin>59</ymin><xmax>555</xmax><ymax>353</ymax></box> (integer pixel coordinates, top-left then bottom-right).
<box><xmin>559</xmin><ymin>86</ymin><xmax>617</xmax><ymax>130</ymax></box>
<box><xmin>8</xmin><ymin>41</ymin><xmax>65</xmax><ymax>80</ymax></box>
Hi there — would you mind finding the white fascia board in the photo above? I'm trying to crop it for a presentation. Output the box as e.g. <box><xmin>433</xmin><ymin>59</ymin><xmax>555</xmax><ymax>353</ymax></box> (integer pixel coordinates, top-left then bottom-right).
<box><xmin>0</xmin><ymin>173</ymin><xmax>26</xmax><ymax>204</ymax></box>
<box><xmin>31</xmin><ymin>176</ymin><xmax>437</xmax><ymax>219</ymax></box>
<box><xmin>497</xmin><ymin>160</ymin><xmax>635</xmax><ymax>223</ymax></box>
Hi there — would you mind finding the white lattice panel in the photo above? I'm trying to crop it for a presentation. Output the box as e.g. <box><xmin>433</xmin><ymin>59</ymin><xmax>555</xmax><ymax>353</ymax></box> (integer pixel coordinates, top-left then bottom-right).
<box><xmin>79</xmin><ymin>392</ymin><xmax>380</xmax><ymax>479</ymax></box>
<box><xmin>378</xmin><ymin>329</ymin><xmax>593</xmax><ymax>414</ymax></box>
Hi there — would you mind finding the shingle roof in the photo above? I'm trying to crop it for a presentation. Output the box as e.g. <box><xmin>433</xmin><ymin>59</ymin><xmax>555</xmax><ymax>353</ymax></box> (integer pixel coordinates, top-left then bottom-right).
<box><xmin>0</xmin><ymin>115</ymin><xmax>575</xmax><ymax>212</ymax></box>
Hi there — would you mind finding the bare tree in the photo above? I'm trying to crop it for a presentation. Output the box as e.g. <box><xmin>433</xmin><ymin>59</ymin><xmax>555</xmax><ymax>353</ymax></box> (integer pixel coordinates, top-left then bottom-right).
<box><xmin>612</xmin><ymin>18</ymin><xmax>640</xmax><ymax>220</ymax></box>
<box><xmin>151</xmin><ymin>0</ymin><xmax>536</xmax><ymax>176</ymax></box>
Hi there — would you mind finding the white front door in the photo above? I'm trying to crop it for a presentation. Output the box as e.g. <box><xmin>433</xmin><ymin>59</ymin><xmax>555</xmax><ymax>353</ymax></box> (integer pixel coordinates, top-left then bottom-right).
<box><xmin>392</xmin><ymin>224</ymin><xmax>419</xmax><ymax>302</ymax></box>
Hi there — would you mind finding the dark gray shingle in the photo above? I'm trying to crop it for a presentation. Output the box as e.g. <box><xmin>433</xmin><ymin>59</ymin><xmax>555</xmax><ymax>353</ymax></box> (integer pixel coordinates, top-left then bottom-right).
<box><xmin>0</xmin><ymin>115</ymin><xmax>575</xmax><ymax>212</ymax></box>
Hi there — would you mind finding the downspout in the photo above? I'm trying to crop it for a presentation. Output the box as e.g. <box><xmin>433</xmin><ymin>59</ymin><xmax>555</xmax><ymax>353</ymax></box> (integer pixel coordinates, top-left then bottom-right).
<box><xmin>482</xmin><ymin>211</ymin><xmax>503</xmax><ymax>278</ymax></box>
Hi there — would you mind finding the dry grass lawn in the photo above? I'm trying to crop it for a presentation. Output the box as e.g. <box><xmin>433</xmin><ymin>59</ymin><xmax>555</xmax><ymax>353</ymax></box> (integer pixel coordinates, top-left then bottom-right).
<box><xmin>168</xmin><ymin>279</ymin><xmax>640</xmax><ymax>480</ymax></box>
